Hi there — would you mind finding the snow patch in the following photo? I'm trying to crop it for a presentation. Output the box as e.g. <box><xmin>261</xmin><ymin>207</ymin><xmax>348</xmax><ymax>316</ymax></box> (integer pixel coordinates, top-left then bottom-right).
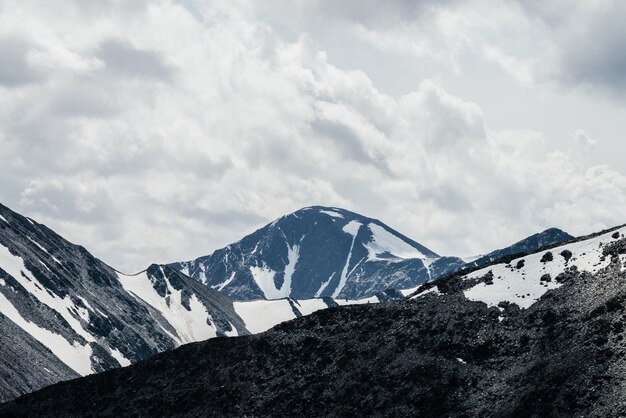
<box><xmin>250</xmin><ymin>244</ymin><xmax>300</xmax><ymax>300</ymax></box>
<box><xmin>461</xmin><ymin>254</ymin><xmax>483</xmax><ymax>263</ymax></box>
<box><xmin>0</xmin><ymin>292</ymin><xmax>93</xmax><ymax>375</ymax></box>
<box><xmin>282</xmin><ymin>244</ymin><xmax>300</xmax><ymax>294</ymax></box>
<box><xmin>234</xmin><ymin>299</ymin><xmax>298</xmax><ymax>333</ymax></box>
<box><xmin>109</xmin><ymin>347</ymin><xmax>131</xmax><ymax>367</ymax></box>
<box><xmin>334</xmin><ymin>296</ymin><xmax>379</xmax><ymax>305</ymax></box>
<box><xmin>410</xmin><ymin>286</ymin><xmax>442</xmax><ymax>300</ymax></box>
<box><xmin>315</xmin><ymin>273</ymin><xmax>334</xmax><ymax>298</ymax></box>
<box><xmin>0</xmin><ymin>215</ymin><xmax>8</xmax><ymax>223</ymax></box>
<box><xmin>294</xmin><ymin>299</ymin><xmax>329</xmax><ymax>316</ymax></box>
<box><xmin>234</xmin><ymin>296</ymin><xmax>380</xmax><ymax>334</ymax></box>
<box><xmin>117</xmin><ymin>271</ymin><xmax>217</xmax><ymax>344</ymax></box>
<box><xmin>0</xmin><ymin>243</ymin><xmax>95</xmax><ymax>343</ymax></box>
<box><xmin>342</xmin><ymin>220</ymin><xmax>362</xmax><ymax>237</ymax></box>
<box><xmin>319</xmin><ymin>210</ymin><xmax>344</xmax><ymax>219</ymax></box>
<box><xmin>365</xmin><ymin>223</ymin><xmax>428</xmax><ymax>260</ymax></box>
<box><xmin>249</xmin><ymin>265</ymin><xmax>278</xmax><ymax>299</ymax></box>
<box><xmin>217</xmin><ymin>272</ymin><xmax>236</xmax><ymax>291</ymax></box>
<box><xmin>332</xmin><ymin>221</ymin><xmax>362</xmax><ymax>298</ymax></box>
<box><xmin>27</xmin><ymin>237</ymin><xmax>48</xmax><ymax>254</ymax></box>
<box><xmin>463</xmin><ymin>227</ymin><xmax>626</xmax><ymax>309</ymax></box>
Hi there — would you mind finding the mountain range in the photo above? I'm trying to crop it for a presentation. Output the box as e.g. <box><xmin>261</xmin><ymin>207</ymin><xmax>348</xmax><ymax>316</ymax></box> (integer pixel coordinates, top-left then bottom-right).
<box><xmin>170</xmin><ymin>206</ymin><xmax>571</xmax><ymax>300</ymax></box>
<box><xmin>4</xmin><ymin>222</ymin><xmax>624</xmax><ymax>416</ymax></box>
<box><xmin>0</xmin><ymin>203</ymin><xmax>403</xmax><ymax>401</ymax></box>
<box><xmin>0</xmin><ymin>202</ymin><xmax>574</xmax><ymax>404</ymax></box>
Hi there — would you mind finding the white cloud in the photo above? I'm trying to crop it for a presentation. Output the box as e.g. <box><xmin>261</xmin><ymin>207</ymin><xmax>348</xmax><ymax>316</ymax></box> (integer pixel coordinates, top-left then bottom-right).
<box><xmin>0</xmin><ymin>0</ymin><xmax>625</xmax><ymax>272</ymax></box>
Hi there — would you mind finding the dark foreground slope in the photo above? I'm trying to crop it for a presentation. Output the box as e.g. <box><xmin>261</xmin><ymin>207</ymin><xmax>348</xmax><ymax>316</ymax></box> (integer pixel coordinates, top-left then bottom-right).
<box><xmin>4</xmin><ymin>230</ymin><xmax>626</xmax><ymax>417</ymax></box>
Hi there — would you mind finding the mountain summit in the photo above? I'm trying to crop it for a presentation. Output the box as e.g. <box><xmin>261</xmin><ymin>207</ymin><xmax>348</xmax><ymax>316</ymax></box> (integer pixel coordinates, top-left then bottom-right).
<box><xmin>171</xmin><ymin>206</ymin><xmax>465</xmax><ymax>300</ymax></box>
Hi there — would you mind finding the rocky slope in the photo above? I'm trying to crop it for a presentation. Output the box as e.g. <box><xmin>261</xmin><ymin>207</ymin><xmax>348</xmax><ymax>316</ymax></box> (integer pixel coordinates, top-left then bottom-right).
<box><xmin>0</xmin><ymin>203</ymin><xmax>395</xmax><ymax>402</ymax></box>
<box><xmin>171</xmin><ymin>206</ymin><xmax>465</xmax><ymax>300</ymax></box>
<box><xmin>0</xmin><ymin>203</ymin><xmax>248</xmax><ymax>402</ymax></box>
<box><xmin>5</xmin><ymin>224</ymin><xmax>625</xmax><ymax>417</ymax></box>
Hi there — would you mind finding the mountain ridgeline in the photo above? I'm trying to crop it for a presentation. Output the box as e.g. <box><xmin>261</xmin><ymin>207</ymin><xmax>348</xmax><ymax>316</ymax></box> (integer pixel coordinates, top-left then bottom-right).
<box><xmin>0</xmin><ymin>203</ymin><xmax>249</xmax><ymax>401</ymax></box>
<box><xmin>464</xmin><ymin>227</ymin><xmax>574</xmax><ymax>269</ymax></box>
<box><xmin>0</xmin><ymin>202</ymin><xmax>575</xmax><ymax>404</ymax></box>
<box><xmin>6</xmin><ymin>224</ymin><xmax>626</xmax><ymax>417</ymax></box>
<box><xmin>170</xmin><ymin>206</ymin><xmax>466</xmax><ymax>300</ymax></box>
<box><xmin>0</xmin><ymin>203</ymin><xmax>400</xmax><ymax>402</ymax></box>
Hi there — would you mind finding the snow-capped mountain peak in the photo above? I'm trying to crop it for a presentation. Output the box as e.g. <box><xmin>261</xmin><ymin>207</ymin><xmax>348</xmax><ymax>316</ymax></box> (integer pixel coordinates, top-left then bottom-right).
<box><xmin>171</xmin><ymin>206</ymin><xmax>463</xmax><ymax>300</ymax></box>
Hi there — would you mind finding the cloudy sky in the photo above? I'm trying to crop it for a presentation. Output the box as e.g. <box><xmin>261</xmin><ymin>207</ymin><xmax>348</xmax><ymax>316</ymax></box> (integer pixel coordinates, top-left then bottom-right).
<box><xmin>1</xmin><ymin>0</ymin><xmax>625</xmax><ymax>272</ymax></box>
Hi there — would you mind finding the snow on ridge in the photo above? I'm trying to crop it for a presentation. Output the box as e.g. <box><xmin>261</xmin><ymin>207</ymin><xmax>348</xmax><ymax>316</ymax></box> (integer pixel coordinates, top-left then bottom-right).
<box><xmin>365</xmin><ymin>223</ymin><xmax>428</xmax><ymax>261</ymax></box>
<box><xmin>0</xmin><ymin>243</ymin><xmax>96</xmax><ymax>344</ymax></box>
<box><xmin>461</xmin><ymin>254</ymin><xmax>482</xmax><ymax>263</ymax></box>
<box><xmin>463</xmin><ymin>226</ymin><xmax>626</xmax><ymax>309</ymax></box>
<box><xmin>234</xmin><ymin>296</ymin><xmax>380</xmax><ymax>334</ymax></box>
<box><xmin>409</xmin><ymin>286</ymin><xmax>442</xmax><ymax>300</ymax></box>
<box><xmin>342</xmin><ymin>220</ymin><xmax>362</xmax><ymax>236</ymax></box>
<box><xmin>0</xmin><ymin>291</ymin><xmax>94</xmax><ymax>376</ymax></box>
<box><xmin>27</xmin><ymin>237</ymin><xmax>49</xmax><ymax>254</ymax></box>
<box><xmin>117</xmin><ymin>270</ymin><xmax>217</xmax><ymax>345</ymax></box>
<box><xmin>319</xmin><ymin>209</ymin><xmax>344</xmax><ymax>219</ymax></box>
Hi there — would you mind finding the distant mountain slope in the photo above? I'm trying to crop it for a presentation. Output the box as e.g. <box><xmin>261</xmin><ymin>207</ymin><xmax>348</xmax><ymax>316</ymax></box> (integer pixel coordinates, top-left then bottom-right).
<box><xmin>8</xmin><ymin>224</ymin><xmax>626</xmax><ymax>417</ymax></box>
<box><xmin>0</xmin><ymin>203</ymin><xmax>247</xmax><ymax>402</ymax></box>
<box><xmin>171</xmin><ymin>206</ymin><xmax>464</xmax><ymax>300</ymax></box>
<box><xmin>463</xmin><ymin>227</ymin><xmax>574</xmax><ymax>270</ymax></box>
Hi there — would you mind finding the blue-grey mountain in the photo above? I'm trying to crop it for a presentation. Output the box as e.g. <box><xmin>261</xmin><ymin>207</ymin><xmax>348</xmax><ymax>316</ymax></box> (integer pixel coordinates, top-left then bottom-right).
<box><xmin>464</xmin><ymin>227</ymin><xmax>573</xmax><ymax>269</ymax></box>
<box><xmin>170</xmin><ymin>206</ymin><xmax>466</xmax><ymax>300</ymax></box>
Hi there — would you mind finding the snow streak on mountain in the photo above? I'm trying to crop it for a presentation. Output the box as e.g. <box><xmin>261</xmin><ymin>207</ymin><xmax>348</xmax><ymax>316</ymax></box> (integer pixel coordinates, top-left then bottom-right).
<box><xmin>171</xmin><ymin>206</ymin><xmax>465</xmax><ymax>300</ymax></box>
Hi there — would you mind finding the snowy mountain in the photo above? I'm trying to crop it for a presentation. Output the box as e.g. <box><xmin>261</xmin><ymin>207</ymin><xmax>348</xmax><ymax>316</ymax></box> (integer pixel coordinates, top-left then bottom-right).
<box><xmin>0</xmin><ymin>203</ymin><xmax>398</xmax><ymax>402</ymax></box>
<box><xmin>9</xmin><ymin>223</ymin><xmax>626</xmax><ymax>416</ymax></box>
<box><xmin>462</xmin><ymin>227</ymin><xmax>573</xmax><ymax>270</ymax></box>
<box><xmin>170</xmin><ymin>206</ymin><xmax>465</xmax><ymax>300</ymax></box>
<box><xmin>444</xmin><ymin>224</ymin><xmax>625</xmax><ymax>309</ymax></box>
<box><xmin>0</xmin><ymin>203</ymin><xmax>247</xmax><ymax>401</ymax></box>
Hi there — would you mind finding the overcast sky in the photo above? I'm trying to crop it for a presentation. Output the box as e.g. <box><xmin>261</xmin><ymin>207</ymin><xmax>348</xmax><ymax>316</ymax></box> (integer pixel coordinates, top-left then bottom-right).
<box><xmin>1</xmin><ymin>0</ymin><xmax>625</xmax><ymax>272</ymax></box>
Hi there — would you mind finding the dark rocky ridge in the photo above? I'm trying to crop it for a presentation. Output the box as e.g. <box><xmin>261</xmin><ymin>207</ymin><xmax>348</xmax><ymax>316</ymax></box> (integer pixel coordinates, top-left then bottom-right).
<box><xmin>464</xmin><ymin>227</ymin><xmax>573</xmax><ymax>269</ymax></box>
<box><xmin>4</xmin><ymin>226</ymin><xmax>626</xmax><ymax>417</ymax></box>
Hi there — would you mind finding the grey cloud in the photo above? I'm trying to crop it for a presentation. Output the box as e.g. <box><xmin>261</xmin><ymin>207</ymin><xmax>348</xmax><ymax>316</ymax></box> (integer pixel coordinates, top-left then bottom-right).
<box><xmin>97</xmin><ymin>39</ymin><xmax>176</xmax><ymax>81</ymax></box>
<box><xmin>561</xmin><ymin>9</ymin><xmax>626</xmax><ymax>94</ymax></box>
<box><xmin>70</xmin><ymin>0</ymin><xmax>149</xmax><ymax>16</ymax></box>
<box><xmin>48</xmin><ymin>79</ymin><xmax>121</xmax><ymax>118</ymax></box>
<box><xmin>258</xmin><ymin>0</ymin><xmax>461</xmax><ymax>29</ymax></box>
<box><xmin>0</xmin><ymin>37</ymin><xmax>44</xmax><ymax>86</ymax></box>
<box><xmin>421</xmin><ymin>184</ymin><xmax>474</xmax><ymax>213</ymax></box>
<box><xmin>19</xmin><ymin>180</ymin><xmax>115</xmax><ymax>224</ymax></box>
<box><xmin>515</xmin><ymin>1</ymin><xmax>626</xmax><ymax>96</ymax></box>
<box><xmin>312</xmin><ymin>119</ymin><xmax>389</xmax><ymax>172</ymax></box>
